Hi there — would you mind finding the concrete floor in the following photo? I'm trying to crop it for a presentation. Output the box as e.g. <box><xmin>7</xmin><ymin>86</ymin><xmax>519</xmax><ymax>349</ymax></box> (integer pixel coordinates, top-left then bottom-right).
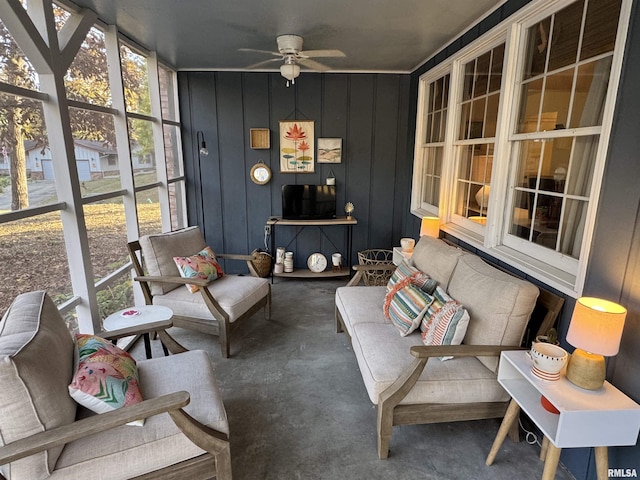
<box><xmin>132</xmin><ymin>278</ymin><xmax>575</xmax><ymax>480</ymax></box>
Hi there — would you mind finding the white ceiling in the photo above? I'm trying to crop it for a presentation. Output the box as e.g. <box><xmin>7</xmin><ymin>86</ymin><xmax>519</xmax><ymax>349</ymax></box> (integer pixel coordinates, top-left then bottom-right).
<box><xmin>67</xmin><ymin>0</ymin><xmax>504</xmax><ymax>72</ymax></box>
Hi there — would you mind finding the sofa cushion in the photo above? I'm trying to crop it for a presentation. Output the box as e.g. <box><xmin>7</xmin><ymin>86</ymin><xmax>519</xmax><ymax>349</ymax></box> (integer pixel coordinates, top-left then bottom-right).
<box><xmin>350</xmin><ymin>322</ymin><xmax>508</xmax><ymax>406</ymax></box>
<box><xmin>153</xmin><ymin>274</ymin><xmax>269</xmax><ymax>323</ymax></box>
<box><xmin>410</xmin><ymin>236</ymin><xmax>465</xmax><ymax>290</ymax></box>
<box><xmin>384</xmin><ymin>277</ymin><xmax>433</xmax><ymax>337</ymax></box>
<box><xmin>139</xmin><ymin>226</ymin><xmax>207</xmax><ymax>296</ymax></box>
<box><xmin>0</xmin><ymin>291</ymin><xmax>77</xmax><ymax>480</ymax></box>
<box><xmin>69</xmin><ymin>334</ymin><xmax>143</xmax><ymax>414</ymax></box>
<box><xmin>173</xmin><ymin>245</ymin><xmax>225</xmax><ymax>293</ymax></box>
<box><xmin>52</xmin><ymin>350</ymin><xmax>228</xmax><ymax>479</ymax></box>
<box><xmin>335</xmin><ymin>286</ymin><xmax>388</xmax><ymax>337</ymax></box>
<box><xmin>447</xmin><ymin>254</ymin><xmax>539</xmax><ymax>372</ymax></box>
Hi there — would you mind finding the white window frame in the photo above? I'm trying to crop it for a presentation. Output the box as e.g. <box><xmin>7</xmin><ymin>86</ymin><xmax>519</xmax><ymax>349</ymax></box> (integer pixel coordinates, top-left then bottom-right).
<box><xmin>410</xmin><ymin>0</ymin><xmax>633</xmax><ymax>297</ymax></box>
<box><xmin>411</xmin><ymin>63</ymin><xmax>452</xmax><ymax>217</ymax></box>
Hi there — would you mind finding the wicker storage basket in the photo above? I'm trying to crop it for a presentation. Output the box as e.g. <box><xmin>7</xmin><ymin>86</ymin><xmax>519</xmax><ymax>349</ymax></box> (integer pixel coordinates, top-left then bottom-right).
<box><xmin>357</xmin><ymin>249</ymin><xmax>394</xmax><ymax>286</ymax></box>
<box><xmin>250</xmin><ymin>250</ymin><xmax>272</xmax><ymax>278</ymax></box>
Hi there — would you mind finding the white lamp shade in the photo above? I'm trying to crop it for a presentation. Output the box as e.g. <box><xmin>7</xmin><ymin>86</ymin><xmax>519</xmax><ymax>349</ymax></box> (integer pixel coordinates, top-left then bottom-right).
<box><xmin>280</xmin><ymin>63</ymin><xmax>300</xmax><ymax>81</ymax></box>
<box><xmin>566</xmin><ymin>297</ymin><xmax>626</xmax><ymax>356</ymax></box>
<box><xmin>420</xmin><ymin>216</ymin><xmax>439</xmax><ymax>238</ymax></box>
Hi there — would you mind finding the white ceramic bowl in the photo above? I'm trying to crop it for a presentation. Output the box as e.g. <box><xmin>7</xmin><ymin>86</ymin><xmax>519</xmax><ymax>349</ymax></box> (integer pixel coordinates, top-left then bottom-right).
<box><xmin>530</xmin><ymin>343</ymin><xmax>568</xmax><ymax>377</ymax></box>
<box><xmin>400</xmin><ymin>237</ymin><xmax>415</xmax><ymax>252</ymax></box>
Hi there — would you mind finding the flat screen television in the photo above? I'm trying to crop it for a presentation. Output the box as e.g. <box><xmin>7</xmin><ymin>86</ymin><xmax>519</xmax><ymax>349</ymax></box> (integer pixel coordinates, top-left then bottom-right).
<box><xmin>281</xmin><ymin>184</ymin><xmax>336</xmax><ymax>220</ymax></box>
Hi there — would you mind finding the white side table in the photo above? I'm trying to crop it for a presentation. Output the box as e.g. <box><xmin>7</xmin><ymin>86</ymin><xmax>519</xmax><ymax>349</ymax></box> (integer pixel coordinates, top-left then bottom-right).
<box><xmin>486</xmin><ymin>350</ymin><xmax>640</xmax><ymax>480</ymax></box>
<box><xmin>392</xmin><ymin>246</ymin><xmax>412</xmax><ymax>265</ymax></box>
<box><xmin>104</xmin><ymin>305</ymin><xmax>174</xmax><ymax>359</ymax></box>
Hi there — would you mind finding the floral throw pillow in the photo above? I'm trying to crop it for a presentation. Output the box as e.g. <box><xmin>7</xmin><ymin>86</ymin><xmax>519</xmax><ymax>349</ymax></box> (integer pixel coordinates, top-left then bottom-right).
<box><xmin>173</xmin><ymin>245</ymin><xmax>224</xmax><ymax>293</ymax></box>
<box><xmin>68</xmin><ymin>335</ymin><xmax>143</xmax><ymax>417</ymax></box>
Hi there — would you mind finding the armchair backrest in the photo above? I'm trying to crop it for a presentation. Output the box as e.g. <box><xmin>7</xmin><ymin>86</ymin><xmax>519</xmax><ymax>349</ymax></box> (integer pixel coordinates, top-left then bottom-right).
<box><xmin>137</xmin><ymin>226</ymin><xmax>207</xmax><ymax>296</ymax></box>
<box><xmin>0</xmin><ymin>291</ymin><xmax>77</xmax><ymax>480</ymax></box>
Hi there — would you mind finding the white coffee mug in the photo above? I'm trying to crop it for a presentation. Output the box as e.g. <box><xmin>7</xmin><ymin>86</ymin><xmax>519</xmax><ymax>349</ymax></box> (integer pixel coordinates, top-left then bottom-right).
<box><xmin>332</xmin><ymin>253</ymin><xmax>342</xmax><ymax>266</ymax></box>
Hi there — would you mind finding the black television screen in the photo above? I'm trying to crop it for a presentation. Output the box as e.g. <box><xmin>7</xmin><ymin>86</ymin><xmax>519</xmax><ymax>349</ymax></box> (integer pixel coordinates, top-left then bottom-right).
<box><xmin>282</xmin><ymin>185</ymin><xmax>336</xmax><ymax>220</ymax></box>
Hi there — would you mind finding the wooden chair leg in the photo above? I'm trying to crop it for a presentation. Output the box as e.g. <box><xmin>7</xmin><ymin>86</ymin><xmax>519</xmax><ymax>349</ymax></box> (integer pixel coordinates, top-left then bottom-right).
<box><xmin>215</xmin><ymin>443</ymin><xmax>232</xmax><ymax>480</ymax></box>
<box><xmin>377</xmin><ymin>403</ymin><xmax>393</xmax><ymax>459</ymax></box>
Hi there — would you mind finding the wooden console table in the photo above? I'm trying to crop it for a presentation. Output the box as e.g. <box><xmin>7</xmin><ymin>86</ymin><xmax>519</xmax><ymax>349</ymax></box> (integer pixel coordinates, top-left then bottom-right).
<box><xmin>267</xmin><ymin>216</ymin><xmax>357</xmax><ymax>280</ymax></box>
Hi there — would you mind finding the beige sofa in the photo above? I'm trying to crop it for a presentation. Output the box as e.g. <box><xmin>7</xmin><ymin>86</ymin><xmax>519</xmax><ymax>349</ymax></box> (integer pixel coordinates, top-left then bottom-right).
<box><xmin>336</xmin><ymin>235</ymin><xmax>561</xmax><ymax>459</ymax></box>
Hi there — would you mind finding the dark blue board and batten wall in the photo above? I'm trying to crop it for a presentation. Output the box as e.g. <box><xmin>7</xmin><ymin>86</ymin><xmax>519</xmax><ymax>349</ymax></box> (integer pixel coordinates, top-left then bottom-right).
<box><xmin>178</xmin><ymin>71</ymin><xmax>412</xmax><ymax>271</ymax></box>
<box><xmin>177</xmin><ymin>0</ymin><xmax>640</xmax><ymax>477</ymax></box>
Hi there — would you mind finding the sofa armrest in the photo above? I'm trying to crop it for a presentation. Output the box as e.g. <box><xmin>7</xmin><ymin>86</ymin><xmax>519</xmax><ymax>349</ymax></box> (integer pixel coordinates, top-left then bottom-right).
<box><xmin>0</xmin><ymin>392</ymin><xmax>190</xmax><ymax>465</ymax></box>
<box><xmin>133</xmin><ymin>275</ymin><xmax>209</xmax><ymax>287</ymax></box>
<box><xmin>347</xmin><ymin>264</ymin><xmax>396</xmax><ymax>286</ymax></box>
<box><xmin>410</xmin><ymin>344</ymin><xmax>526</xmax><ymax>359</ymax></box>
<box><xmin>216</xmin><ymin>253</ymin><xmax>255</xmax><ymax>261</ymax></box>
<box><xmin>377</xmin><ymin>344</ymin><xmax>527</xmax><ymax>451</ymax></box>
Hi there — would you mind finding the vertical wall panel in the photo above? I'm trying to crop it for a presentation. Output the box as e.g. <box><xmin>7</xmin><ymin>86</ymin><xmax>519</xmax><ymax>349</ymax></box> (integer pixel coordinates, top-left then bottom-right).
<box><xmin>346</xmin><ymin>75</ymin><xmax>375</xmax><ymax>255</ymax></box>
<box><xmin>180</xmin><ymin>71</ymin><xmax>409</xmax><ymax>270</ymax></box>
<box><xmin>215</xmin><ymin>73</ymin><xmax>248</xmax><ymax>256</ymax></box>
<box><xmin>242</xmin><ymin>73</ymin><xmax>272</xmax><ymax>252</ymax></box>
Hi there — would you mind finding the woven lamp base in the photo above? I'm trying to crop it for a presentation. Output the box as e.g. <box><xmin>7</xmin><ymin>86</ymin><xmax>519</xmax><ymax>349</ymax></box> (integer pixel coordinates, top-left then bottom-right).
<box><xmin>566</xmin><ymin>348</ymin><xmax>606</xmax><ymax>390</ymax></box>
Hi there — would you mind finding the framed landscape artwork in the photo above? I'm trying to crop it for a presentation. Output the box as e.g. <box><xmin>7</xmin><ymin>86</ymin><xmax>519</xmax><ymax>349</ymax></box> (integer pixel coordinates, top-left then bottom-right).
<box><xmin>279</xmin><ymin>120</ymin><xmax>314</xmax><ymax>173</ymax></box>
<box><xmin>317</xmin><ymin>138</ymin><xmax>342</xmax><ymax>163</ymax></box>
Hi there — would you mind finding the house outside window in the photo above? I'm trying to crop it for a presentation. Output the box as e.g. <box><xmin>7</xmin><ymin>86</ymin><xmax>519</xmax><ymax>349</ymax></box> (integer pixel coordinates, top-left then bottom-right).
<box><xmin>411</xmin><ymin>0</ymin><xmax>631</xmax><ymax>296</ymax></box>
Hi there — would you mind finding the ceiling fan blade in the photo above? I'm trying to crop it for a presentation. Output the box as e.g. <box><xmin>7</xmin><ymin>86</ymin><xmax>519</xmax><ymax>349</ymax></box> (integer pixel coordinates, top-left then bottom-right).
<box><xmin>238</xmin><ymin>48</ymin><xmax>282</xmax><ymax>57</ymax></box>
<box><xmin>298</xmin><ymin>58</ymin><xmax>331</xmax><ymax>72</ymax></box>
<box><xmin>299</xmin><ymin>49</ymin><xmax>346</xmax><ymax>58</ymax></box>
<box><xmin>246</xmin><ymin>58</ymin><xmax>283</xmax><ymax>69</ymax></box>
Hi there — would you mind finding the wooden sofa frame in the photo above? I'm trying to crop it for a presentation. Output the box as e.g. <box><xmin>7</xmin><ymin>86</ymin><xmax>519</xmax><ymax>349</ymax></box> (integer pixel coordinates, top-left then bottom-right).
<box><xmin>0</xmin><ymin>322</ymin><xmax>231</xmax><ymax>480</ymax></box>
<box><xmin>128</xmin><ymin>240</ymin><xmax>271</xmax><ymax>358</ymax></box>
<box><xmin>337</xmin><ymin>263</ymin><xmax>565</xmax><ymax>459</ymax></box>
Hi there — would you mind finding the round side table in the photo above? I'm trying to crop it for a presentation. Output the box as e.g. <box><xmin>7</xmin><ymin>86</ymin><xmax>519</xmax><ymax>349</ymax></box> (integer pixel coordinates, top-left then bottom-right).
<box><xmin>104</xmin><ymin>305</ymin><xmax>173</xmax><ymax>359</ymax></box>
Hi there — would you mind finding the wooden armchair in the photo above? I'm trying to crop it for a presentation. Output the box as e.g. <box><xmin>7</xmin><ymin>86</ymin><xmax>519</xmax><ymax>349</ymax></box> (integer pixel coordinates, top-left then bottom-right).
<box><xmin>0</xmin><ymin>291</ymin><xmax>231</xmax><ymax>480</ymax></box>
<box><xmin>128</xmin><ymin>226</ymin><xmax>271</xmax><ymax>358</ymax></box>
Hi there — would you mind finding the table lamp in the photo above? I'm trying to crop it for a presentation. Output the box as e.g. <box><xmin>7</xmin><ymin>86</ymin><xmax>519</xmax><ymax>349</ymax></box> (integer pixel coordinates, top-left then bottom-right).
<box><xmin>565</xmin><ymin>297</ymin><xmax>627</xmax><ymax>390</ymax></box>
<box><xmin>420</xmin><ymin>216</ymin><xmax>439</xmax><ymax>238</ymax></box>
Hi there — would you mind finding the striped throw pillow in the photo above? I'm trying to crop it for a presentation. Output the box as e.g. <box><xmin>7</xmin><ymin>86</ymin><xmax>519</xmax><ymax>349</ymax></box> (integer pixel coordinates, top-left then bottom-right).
<box><xmin>386</xmin><ymin>260</ymin><xmax>437</xmax><ymax>295</ymax></box>
<box><xmin>420</xmin><ymin>288</ymin><xmax>470</xmax><ymax>361</ymax></box>
<box><xmin>384</xmin><ymin>276</ymin><xmax>434</xmax><ymax>336</ymax></box>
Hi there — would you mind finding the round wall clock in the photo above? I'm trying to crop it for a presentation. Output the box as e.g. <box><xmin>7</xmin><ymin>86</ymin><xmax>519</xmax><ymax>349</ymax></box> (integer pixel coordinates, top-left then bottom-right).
<box><xmin>307</xmin><ymin>253</ymin><xmax>327</xmax><ymax>273</ymax></box>
<box><xmin>250</xmin><ymin>162</ymin><xmax>272</xmax><ymax>185</ymax></box>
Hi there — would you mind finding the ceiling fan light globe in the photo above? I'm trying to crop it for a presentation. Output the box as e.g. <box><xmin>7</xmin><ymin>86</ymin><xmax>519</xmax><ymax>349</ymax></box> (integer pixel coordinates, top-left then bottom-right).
<box><xmin>280</xmin><ymin>63</ymin><xmax>300</xmax><ymax>82</ymax></box>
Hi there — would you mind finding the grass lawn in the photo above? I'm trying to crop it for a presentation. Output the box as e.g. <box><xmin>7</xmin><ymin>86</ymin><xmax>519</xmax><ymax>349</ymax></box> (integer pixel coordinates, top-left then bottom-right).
<box><xmin>0</xmin><ymin>173</ymin><xmax>164</xmax><ymax>323</ymax></box>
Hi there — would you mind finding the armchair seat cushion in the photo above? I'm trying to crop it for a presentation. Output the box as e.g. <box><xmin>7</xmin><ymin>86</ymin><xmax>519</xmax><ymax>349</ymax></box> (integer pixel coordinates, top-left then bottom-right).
<box><xmin>51</xmin><ymin>350</ymin><xmax>228</xmax><ymax>479</ymax></box>
<box><xmin>350</xmin><ymin>322</ymin><xmax>509</xmax><ymax>406</ymax></box>
<box><xmin>153</xmin><ymin>274</ymin><xmax>269</xmax><ymax>322</ymax></box>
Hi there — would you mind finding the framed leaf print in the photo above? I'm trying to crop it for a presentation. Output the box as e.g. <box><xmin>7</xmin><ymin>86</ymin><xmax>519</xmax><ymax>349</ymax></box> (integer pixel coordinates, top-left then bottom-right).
<box><xmin>280</xmin><ymin>120</ymin><xmax>314</xmax><ymax>173</ymax></box>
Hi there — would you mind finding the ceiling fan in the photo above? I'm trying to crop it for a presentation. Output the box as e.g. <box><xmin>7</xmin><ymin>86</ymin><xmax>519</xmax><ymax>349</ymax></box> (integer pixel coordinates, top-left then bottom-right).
<box><xmin>239</xmin><ymin>35</ymin><xmax>346</xmax><ymax>86</ymax></box>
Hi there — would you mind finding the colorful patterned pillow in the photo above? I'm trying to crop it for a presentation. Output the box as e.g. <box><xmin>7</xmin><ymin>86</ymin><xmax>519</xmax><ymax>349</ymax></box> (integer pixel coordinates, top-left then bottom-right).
<box><xmin>420</xmin><ymin>286</ymin><xmax>450</xmax><ymax>332</ymax></box>
<box><xmin>386</xmin><ymin>260</ymin><xmax>437</xmax><ymax>295</ymax></box>
<box><xmin>420</xmin><ymin>288</ymin><xmax>470</xmax><ymax>360</ymax></box>
<box><xmin>384</xmin><ymin>276</ymin><xmax>434</xmax><ymax>336</ymax></box>
<box><xmin>173</xmin><ymin>245</ymin><xmax>224</xmax><ymax>293</ymax></box>
<box><xmin>68</xmin><ymin>334</ymin><xmax>143</xmax><ymax>415</ymax></box>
